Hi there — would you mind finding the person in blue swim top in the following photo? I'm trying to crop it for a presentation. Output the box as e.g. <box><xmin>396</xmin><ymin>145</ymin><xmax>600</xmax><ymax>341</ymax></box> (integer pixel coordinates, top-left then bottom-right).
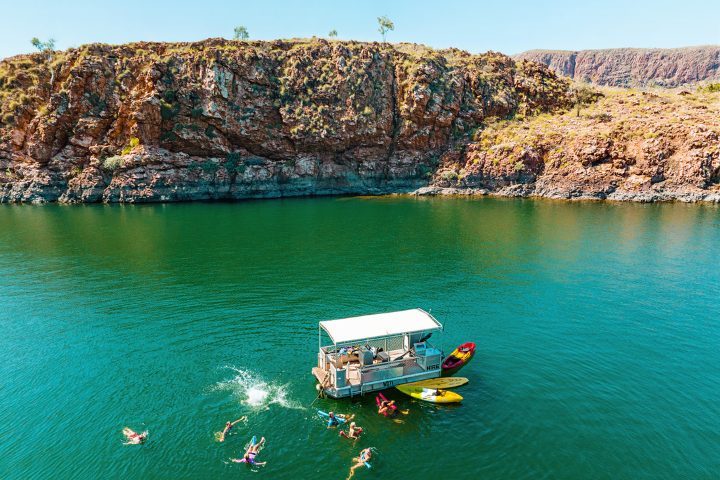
<box><xmin>231</xmin><ymin>437</ymin><xmax>266</xmax><ymax>466</ymax></box>
<box><xmin>347</xmin><ymin>448</ymin><xmax>372</xmax><ymax>479</ymax></box>
<box><xmin>327</xmin><ymin>411</ymin><xmax>355</xmax><ymax>428</ymax></box>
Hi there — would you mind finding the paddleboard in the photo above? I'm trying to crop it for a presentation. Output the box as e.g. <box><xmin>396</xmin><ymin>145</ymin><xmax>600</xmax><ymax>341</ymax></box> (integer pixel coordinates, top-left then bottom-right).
<box><xmin>395</xmin><ymin>385</ymin><xmax>463</xmax><ymax>403</ymax></box>
<box><xmin>404</xmin><ymin>377</ymin><xmax>468</xmax><ymax>389</ymax></box>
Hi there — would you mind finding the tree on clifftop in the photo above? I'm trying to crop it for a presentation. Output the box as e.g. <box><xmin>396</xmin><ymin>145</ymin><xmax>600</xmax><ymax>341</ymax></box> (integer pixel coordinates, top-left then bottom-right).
<box><xmin>31</xmin><ymin>37</ymin><xmax>55</xmax><ymax>52</ymax></box>
<box><xmin>233</xmin><ymin>26</ymin><xmax>249</xmax><ymax>40</ymax></box>
<box><xmin>377</xmin><ymin>16</ymin><xmax>394</xmax><ymax>42</ymax></box>
<box><xmin>328</xmin><ymin>29</ymin><xmax>338</xmax><ymax>38</ymax></box>
<box><xmin>31</xmin><ymin>37</ymin><xmax>58</xmax><ymax>84</ymax></box>
<box><xmin>571</xmin><ymin>84</ymin><xmax>599</xmax><ymax>117</ymax></box>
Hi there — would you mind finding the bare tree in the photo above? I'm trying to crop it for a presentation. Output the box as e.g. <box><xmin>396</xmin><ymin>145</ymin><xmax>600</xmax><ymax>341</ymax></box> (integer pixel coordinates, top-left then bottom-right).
<box><xmin>377</xmin><ymin>16</ymin><xmax>394</xmax><ymax>42</ymax></box>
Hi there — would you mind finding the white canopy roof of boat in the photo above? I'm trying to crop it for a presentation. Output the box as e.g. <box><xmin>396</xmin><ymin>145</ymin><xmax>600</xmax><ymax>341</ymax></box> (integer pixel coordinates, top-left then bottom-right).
<box><xmin>319</xmin><ymin>308</ymin><xmax>442</xmax><ymax>344</ymax></box>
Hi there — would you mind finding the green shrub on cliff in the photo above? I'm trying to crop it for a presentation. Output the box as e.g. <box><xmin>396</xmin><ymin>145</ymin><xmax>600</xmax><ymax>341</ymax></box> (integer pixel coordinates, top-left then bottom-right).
<box><xmin>441</xmin><ymin>171</ymin><xmax>458</xmax><ymax>182</ymax></box>
<box><xmin>225</xmin><ymin>152</ymin><xmax>240</xmax><ymax>174</ymax></box>
<box><xmin>102</xmin><ymin>156</ymin><xmax>125</xmax><ymax>171</ymax></box>
<box><xmin>160</xmin><ymin>98</ymin><xmax>179</xmax><ymax>120</ymax></box>
<box><xmin>571</xmin><ymin>84</ymin><xmax>600</xmax><ymax>116</ymax></box>
<box><xmin>200</xmin><ymin>160</ymin><xmax>219</xmax><ymax>175</ymax></box>
<box><xmin>697</xmin><ymin>83</ymin><xmax>720</xmax><ymax>93</ymax></box>
<box><xmin>120</xmin><ymin>137</ymin><xmax>140</xmax><ymax>155</ymax></box>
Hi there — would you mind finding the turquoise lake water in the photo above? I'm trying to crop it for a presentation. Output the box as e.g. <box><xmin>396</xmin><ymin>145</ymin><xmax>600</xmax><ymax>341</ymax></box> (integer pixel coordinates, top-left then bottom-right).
<box><xmin>1</xmin><ymin>197</ymin><xmax>719</xmax><ymax>479</ymax></box>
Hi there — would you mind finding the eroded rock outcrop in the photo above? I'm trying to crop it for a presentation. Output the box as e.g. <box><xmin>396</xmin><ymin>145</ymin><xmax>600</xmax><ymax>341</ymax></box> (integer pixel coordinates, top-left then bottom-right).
<box><xmin>427</xmin><ymin>90</ymin><xmax>720</xmax><ymax>202</ymax></box>
<box><xmin>0</xmin><ymin>39</ymin><xmax>569</xmax><ymax>203</ymax></box>
<box><xmin>1</xmin><ymin>39</ymin><xmax>719</xmax><ymax>203</ymax></box>
<box><xmin>515</xmin><ymin>46</ymin><xmax>720</xmax><ymax>87</ymax></box>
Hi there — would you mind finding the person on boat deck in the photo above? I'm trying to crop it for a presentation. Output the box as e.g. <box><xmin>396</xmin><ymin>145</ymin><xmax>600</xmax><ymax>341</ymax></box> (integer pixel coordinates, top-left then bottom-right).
<box><xmin>218</xmin><ymin>416</ymin><xmax>247</xmax><ymax>442</ymax></box>
<box><xmin>339</xmin><ymin>421</ymin><xmax>363</xmax><ymax>439</ymax></box>
<box><xmin>231</xmin><ymin>437</ymin><xmax>266</xmax><ymax>466</ymax></box>
<box><xmin>327</xmin><ymin>411</ymin><xmax>355</xmax><ymax>428</ymax></box>
<box><xmin>347</xmin><ymin>447</ymin><xmax>372</xmax><ymax>480</ymax></box>
<box><xmin>122</xmin><ymin>427</ymin><xmax>147</xmax><ymax>445</ymax></box>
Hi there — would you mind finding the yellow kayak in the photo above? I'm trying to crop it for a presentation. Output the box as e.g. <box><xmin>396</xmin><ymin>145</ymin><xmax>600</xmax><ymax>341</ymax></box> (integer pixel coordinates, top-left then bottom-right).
<box><xmin>405</xmin><ymin>377</ymin><xmax>469</xmax><ymax>389</ymax></box>
<box><xmin>395</xmin><ymin>385</ymin><xmax>463</xmax><ymax>403</ymax></box>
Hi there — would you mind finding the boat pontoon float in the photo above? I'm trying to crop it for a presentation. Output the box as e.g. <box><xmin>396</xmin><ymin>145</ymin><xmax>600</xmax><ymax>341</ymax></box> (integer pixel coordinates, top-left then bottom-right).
<box><xmin>312</xmin><ymin>308</ymin><xmax>444</xmax><ymax>398</ymax></box>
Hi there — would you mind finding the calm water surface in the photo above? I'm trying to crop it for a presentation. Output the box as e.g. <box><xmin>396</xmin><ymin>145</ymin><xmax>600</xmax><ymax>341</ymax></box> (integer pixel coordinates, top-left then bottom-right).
<box><xmin>1</xmin><ymin>197</ymin><xmax>718</xmax><ymax>479</ymax></box>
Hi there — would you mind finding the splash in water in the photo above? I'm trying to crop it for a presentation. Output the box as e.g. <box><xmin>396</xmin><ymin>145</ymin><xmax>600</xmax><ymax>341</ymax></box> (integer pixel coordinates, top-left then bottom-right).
<box><xmin>213</xmin><ymin>366</ymin><xmax>304</xmax><ymax>410</ymax></box>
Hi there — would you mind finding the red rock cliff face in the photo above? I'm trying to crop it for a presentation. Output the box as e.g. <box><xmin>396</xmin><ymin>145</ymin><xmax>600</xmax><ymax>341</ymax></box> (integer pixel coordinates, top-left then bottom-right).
<box><xmin>515</xmin><ymin>46</ymin><xmax>720</xmax><ymax>87</ymax></box>
<box><xmin>0</xmin><ymin>39</ymin><xmax>569</xmax><ymax>203</ymax></box>
<box><xmin>423</xmin><ymin>90</ymin><xmax>720</xmax><ymax>203</ymax></box>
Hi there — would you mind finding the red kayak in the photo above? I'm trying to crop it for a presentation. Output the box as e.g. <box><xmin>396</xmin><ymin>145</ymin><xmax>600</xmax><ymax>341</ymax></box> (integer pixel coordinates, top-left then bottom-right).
<box><xmin>441</xmin><ymin>342</ymin><xmax>476</xmax><ymax>376</ymax></box>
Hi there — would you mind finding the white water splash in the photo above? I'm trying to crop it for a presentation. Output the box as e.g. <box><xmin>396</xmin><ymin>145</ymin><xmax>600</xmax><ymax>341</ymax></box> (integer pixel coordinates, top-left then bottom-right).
<box><xmin>213</xmin><ymin>366</ymin><xmax>304</xmax><ymax>410</ymax></box>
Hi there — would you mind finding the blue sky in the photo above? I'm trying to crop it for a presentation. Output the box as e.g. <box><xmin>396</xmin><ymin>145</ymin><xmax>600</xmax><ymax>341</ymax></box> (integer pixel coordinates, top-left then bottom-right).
<box><xmin>1</xmin><ymin>0</ymin><xmax>718</xmax><ymax>59</ymax></box>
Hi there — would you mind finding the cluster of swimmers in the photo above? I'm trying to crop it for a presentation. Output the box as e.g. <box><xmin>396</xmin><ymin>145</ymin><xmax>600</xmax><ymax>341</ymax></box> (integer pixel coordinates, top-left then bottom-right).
<box><xmin>122</xmin><ymin>417</ymin><xmax>267</xmax><ymax>466</ymax></box>
<box><xmin>324</xmin><ymin>411</ymin><xmax>371</xmax><ymax>479</ymax></box>
<box><xmin>121</xmin><ymin>392</ymin><xmax>410</xmax><ymax>477</ymax></box>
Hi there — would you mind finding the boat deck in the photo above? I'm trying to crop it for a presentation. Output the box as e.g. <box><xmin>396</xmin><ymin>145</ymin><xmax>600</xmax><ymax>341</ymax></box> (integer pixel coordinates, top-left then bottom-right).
<box><xmin>313</xmin><ymin>346</ymin><xmax>439</xmax><ymax>398</ymax></box>
<box><xmin>312</xmin><ymin>308</ymin><xmax>444</xmax><ymax>399</ymax></box>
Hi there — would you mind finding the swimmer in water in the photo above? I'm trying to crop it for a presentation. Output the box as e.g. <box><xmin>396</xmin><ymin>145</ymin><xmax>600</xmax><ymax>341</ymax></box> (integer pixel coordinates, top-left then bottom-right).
<box><xmin>339</xmin><ymin>421</ymin><xmax>363</xmax><ymax>440</ymax></box>
<box><xmin>122</xmin><ymin>427</ymin><xmax>147</xmax><ymax>445</ymax></box>
<box><xmin>327</xmin><ymin>411</ymin><xmax>355</xmax><ymax>428</ymax></box>
<box><xmin>347</xmin><ymin>447</ymin><xmax>372</xmax><ymax>479</ymax></box>
<box><xmin>377</xmin><ymin>400</ymin><xmax>394</xmax><ymax>416</ymax></box>
<box><xmin>378</xmin><ymin>400</ymin><xmax>410</xmax><ymax>423</ymax></box>
<box><xmin>231</xmin><ymin>437</ymin><xmax>266</xmax><ymax>466</ymax></box>
<box><xmin>217</xmin><ymin>416</ymin><xmax>247</xmax><ymax>442</ymax></box>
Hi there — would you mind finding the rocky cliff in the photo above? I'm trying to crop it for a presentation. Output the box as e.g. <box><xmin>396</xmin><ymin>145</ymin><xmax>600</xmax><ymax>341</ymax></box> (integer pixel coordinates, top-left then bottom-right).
<box><xmin>515</xmin><ymin>46</ymin><xmax>720</xmax><ymax>87</ymax></box>
<box><xmin>0</xmin><ymin>39</ymin><xmax>718</xmax><ymax>203</ymax></box>
<box><xmin>0</xmin><ymin>39</ymin><xmax>569</xmax><ymax>203</ymax></box>
<box><xmin>424</xmin><ymin>89</ymin><xmax>720</xmax><ymax>202</ymax></box>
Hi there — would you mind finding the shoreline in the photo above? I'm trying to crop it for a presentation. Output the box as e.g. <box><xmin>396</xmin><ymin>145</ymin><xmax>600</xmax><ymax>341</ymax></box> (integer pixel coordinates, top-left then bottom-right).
<box><xmin>412</xmin><ymin>186</ymin><xmax>720</xmax><ymax>204</ymax></box>
<box><xmin>2</xmin><ymin>183</ymin><xmax>720</xmax><ymax>205</ymax></box>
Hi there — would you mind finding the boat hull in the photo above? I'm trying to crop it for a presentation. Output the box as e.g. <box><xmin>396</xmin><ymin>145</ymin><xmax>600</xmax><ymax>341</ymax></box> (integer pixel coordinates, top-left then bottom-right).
<box><xmin>313</xmin><ymin>367</ymin><xmax>441</xmax><ymax>399</ymax></box>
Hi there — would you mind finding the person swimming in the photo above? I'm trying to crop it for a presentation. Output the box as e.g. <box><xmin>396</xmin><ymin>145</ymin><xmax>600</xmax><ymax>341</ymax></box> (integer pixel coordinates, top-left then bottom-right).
<box><xmin>327</xmin><ymin>411</ymin><xmax>355</xmax><ymax>428</ymax></box>
<box><xmin>231</xmin><ymin>436</ymin><xmax>266</xmax><ymax>466</ymax></box>
<box><xmin>217</xmin><ymin>416</ymin><xmax>247</xmax><ymax>442</ymax></box>
<box><xmin>378</xmin><ymin>399</ymin><xmax>410</xmax><ymax>418</ymax></box>
<box><xmin>339</xmin><ymin>421</ymin><xmax>363</xmax><ymax>440</ymax></box>
<box><xmin>122</xmin><ymin>427</ymin><xmax>147</xmax><ymax>445</ymax></box>
<box><xmin>347</xmin><ymin>447</ymin><xmax>372</xmax><ymax>479</ymax></box>
<box><xmin>377</xmin><ymin>399</ymin><xmax>397</xmax><ymax>416</ymax></box>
